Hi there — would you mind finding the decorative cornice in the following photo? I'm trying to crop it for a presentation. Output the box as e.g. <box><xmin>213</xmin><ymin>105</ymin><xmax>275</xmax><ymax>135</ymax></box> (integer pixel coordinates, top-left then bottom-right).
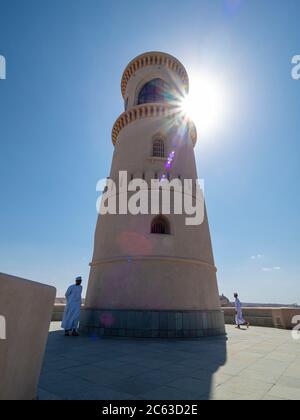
<box><xmin>121</xmin><ymin>52</ymin><xmax>189</xmax><ymax>98</ymax></box>
<box><xmin>111</xmin><ymin>103</ymin><xmax>197</xmax><ymax>146</ymax></box>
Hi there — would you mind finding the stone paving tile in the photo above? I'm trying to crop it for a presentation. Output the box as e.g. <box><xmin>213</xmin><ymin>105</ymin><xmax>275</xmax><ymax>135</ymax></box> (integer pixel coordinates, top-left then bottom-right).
<box><xmin>163</xmin><ymin>363</ymin><xmax>213</xmax><ymax>377</ymax></box>
<box><xmin>39</xmin><ymin>371</ymin><xmax>76</xmax><ymax>388</ymax></box>
<box><xmin>264</xmin><ymin>351</ymin><xmax>298</xmax><ymax>363</ymax></box>
<box><xmin>116</xmin><ymin>356</ymin><xmax>173</xmax><ymax>370</ymax></box>
<box><xmin>246</xmin><ymin>358</ymin><xmax>290</xmax><ymax>377</ymax></box>
<box><xmin>38</xmin><ymin>388</ymin><xmax>62</xmax><ymax>400</ymax></box>
<box><xmin>212</xmin><ymin>388</ymin><xmax>268</xmax><ymax>401</ymax></box>
<box><xmin>267</xmin><ymin>385</ymin><xmax>300</xmax><ymax>400</ymax></box>
<box><xmin>93</xmin><ymin>361</ymin><xmax>151</xmax><ymax>377</ymax></box>
<box><xmin>176</xmin><ymin>357</ymin><xmax>225</xmax><ymax>371</ymax></box>
<box><xmin>129</xmin><ymin>368</ymin><xmax>184</xmax><ymax>387</ymax></box>
<box><xmin>277</xmin><ymin>345</ymin><xmax>300</xmax><ymax>355</ymax></box>
<box><xmin>277</xmin><ymin>375</ymin><xmax>300</xmax><ymax>389</ymax></box>
<box><xmin>192</xmin><ymin>370</ymin><xmax>233</xmax><ymax>386</ymax></box>
<box><xmin>104</xmin><ymin>377</ymin><xmax>157</xmax><ymax>397</ymax></box>
<box><xmin>215</xmin><ymin>361</ymin><xmax>249</xmax><ymax>376</ymax></box>
<box><xmin>92</xmin><ymin>359</ymin><xmax>134</xmax><ymax>371</ymax></box>
<box><xmin>231</xmin><ymin>351</ymin><xmax>265</xmax><ymax>363</ymax></box>
<box><xmin>283</xmin><ymin>364</ymin><xmax>300</xmax><ymax>379</ymax></box>
<box><xmin>63</xmin><ymin>365</ymin><xmax>129</xmax><ymax>387</ymax></box>
<box><xmin>237</xmin><ymin>368</ymin><xmax>278</xmax><ymax>385</ymax></box>
<box><xmin>220</xmin><ymin>376</ymin><xmax>273</xmax><ymax>396</ymax></box>
<box><xmin>75</xmin><ymin>386</ymin><xmax>134</xmax><ymax>401</ymax></box>
<box><xmin>41</xmin><ymin>357</ymin><xmax>86</xmax><ymax>373</ymax></box>
<box><xmin>262</xmin><ymin>394</ymin><xmax>289</xmax><ymax>401</ymax></box>
<box><xmin>165</xmin><ymin>376</ymin><xmax>212</xmax><ymax>399</ymax></box>
<box><xmin>139</xmin><ymin>385</ymin><xmax>207</xmax><ymax>400</ymax></box>
<box><xmin>40</xmin><ymin>376</ymin><xmax>98</xmax><ymax>400</ymax></box>
<box><xmin>67</xmin><ymin>350</ymin><xmax>128</xmax><ymax>363</ymax></box>
<box><xmin>96</xmin><ymin>370</ymin><xmax>222</xmax><ymax>400</ymax></box>
<box><xmin>38</xmin><ymin>324</ymin><xmax>300</xmax><ymax>400</ymax></box>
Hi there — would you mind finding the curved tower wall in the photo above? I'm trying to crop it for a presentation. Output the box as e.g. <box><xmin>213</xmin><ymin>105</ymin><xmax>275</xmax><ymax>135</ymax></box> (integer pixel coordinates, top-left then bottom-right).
<box><xmin>81</xmin><ymin>52</ymin><xmax>225</xmax><ymax>337</ymax></box>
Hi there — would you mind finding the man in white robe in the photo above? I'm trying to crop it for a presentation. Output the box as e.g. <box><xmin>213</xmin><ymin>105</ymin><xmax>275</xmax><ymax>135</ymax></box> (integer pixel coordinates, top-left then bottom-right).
<box><xmin>234</xmin><ymin>293</ymin><xmax>250</xmax><ymax>329</ymax></box>
<box><xmin>62</xmin><ymin>277</ymin><xmax>83</xmax><ymax>336</ymax></box>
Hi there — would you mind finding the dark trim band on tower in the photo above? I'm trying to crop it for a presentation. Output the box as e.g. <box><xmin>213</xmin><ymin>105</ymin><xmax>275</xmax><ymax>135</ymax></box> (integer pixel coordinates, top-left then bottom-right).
<box><xmin>80</xmin><ymin>309</ymin><xmax>226</xmax><ymax>338</ymax></box>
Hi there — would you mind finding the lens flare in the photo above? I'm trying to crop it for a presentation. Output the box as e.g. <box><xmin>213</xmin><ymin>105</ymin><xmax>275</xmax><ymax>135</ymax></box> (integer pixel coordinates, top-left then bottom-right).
<box><xmin>180</xmin><ymin>72</ymin><xmax>228</xmax><ymax>137</ymax></box>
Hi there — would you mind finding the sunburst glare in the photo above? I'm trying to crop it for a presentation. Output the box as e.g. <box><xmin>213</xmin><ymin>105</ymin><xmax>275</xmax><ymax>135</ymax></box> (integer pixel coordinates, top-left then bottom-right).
<box><xmin>180</xmin><ymin>71</ymin><xmax>228</xmax><ymax>137</ymax></box>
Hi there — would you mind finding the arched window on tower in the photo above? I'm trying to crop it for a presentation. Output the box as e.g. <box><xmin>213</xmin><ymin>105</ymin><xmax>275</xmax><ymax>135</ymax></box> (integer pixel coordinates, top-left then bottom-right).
<box><xmin>138</xmin><ymin>78</ymin><xmax>176</xmax><ymax>105</ymax></box>
<box><xmin>152</xmin><ymin>138</ymin><xmax>165</xmax><ymax>158</ymax></box>
<box><xmin>151</xmin><ymin>216</ymin><xmax>171</xmax><ymax>235</ymax></box>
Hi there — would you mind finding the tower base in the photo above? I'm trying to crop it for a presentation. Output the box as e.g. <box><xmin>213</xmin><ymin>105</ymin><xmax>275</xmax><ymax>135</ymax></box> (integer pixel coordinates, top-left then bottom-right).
<box><xmin>80</xmin><ymin>309</ymin><xmax>225</xmax><ymax>338</ymax></box>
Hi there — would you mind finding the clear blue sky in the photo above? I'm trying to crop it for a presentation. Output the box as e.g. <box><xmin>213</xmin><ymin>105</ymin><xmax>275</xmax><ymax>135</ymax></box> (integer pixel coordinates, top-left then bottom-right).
<box><xmin>0</xmin><ymin>0</ymin><xmax>299</xmax><ymax>303</ymax></box>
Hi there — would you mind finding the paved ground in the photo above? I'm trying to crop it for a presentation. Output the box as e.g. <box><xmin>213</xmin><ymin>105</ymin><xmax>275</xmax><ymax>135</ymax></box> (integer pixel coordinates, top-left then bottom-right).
<box><xmin>38</xmin><ymin>323</ymin><xmax>300</xmax><ymax>400</ymax></box>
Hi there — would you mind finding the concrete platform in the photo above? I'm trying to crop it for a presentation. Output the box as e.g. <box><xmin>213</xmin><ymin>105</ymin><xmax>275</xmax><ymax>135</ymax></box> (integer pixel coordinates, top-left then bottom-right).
<box><xmin>38</xmin><ymin>323</ymin><xmax>300</xmax><ymax>400</ymax></box>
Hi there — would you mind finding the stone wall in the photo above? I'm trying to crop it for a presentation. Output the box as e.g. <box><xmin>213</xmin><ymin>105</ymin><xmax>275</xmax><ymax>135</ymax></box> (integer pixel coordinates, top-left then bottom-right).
<box><xmin>223</xmin><ymin>307</ymin><xmax>300</xmax><ymax>330</ymax></box>
<box><xmin>0</xmin><ymin>273</ymin><xmax>56</xmax><ymax>400</ymax></box>
<box><xmin>52</xmin><ymin>304</ymin><xmax>65</xmax><ymax>322</ymax></box>
<box><xmin>52</xmin><ymin>306</ymin><xmax>300</xmax><ymax>331</ymax></box>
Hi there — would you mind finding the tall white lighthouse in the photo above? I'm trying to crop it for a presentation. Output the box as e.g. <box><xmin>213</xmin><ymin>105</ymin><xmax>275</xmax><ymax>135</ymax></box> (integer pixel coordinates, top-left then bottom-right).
<box><xmin>81</xmin><ymin>52</ymin><xmax>225</xmax><ymax>337</ymax></box>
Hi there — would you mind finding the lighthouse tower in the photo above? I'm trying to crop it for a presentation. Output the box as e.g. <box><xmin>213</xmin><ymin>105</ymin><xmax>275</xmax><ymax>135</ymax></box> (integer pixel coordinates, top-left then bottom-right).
<box><xmin>81</xmin><ymin>52</ymin><xmax>225</xmax><ymax>337</ymax></box>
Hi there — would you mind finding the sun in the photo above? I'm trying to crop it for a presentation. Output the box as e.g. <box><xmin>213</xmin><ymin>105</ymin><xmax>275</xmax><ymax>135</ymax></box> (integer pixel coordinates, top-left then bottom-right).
<box><xmin>180</xmin><ymin>72</ymin><xmax>227</xmax><ymax>137</ymax></box>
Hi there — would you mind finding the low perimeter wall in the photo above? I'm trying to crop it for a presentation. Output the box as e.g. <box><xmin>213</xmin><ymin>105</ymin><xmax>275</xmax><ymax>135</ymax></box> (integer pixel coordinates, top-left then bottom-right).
<box><xmin>223</xmin><ymin>307</ymin><xmax>300</xmax><ymax>330</ymax></box>
<box><xmin>53</xmin><ymin>305</ymin><xmax>300</xmax><ymax>331</ymax></box>
<box><xmin>52</xmin><ymin>304</ymin><xmax>66</xmax><ymax>322</ymax></box>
